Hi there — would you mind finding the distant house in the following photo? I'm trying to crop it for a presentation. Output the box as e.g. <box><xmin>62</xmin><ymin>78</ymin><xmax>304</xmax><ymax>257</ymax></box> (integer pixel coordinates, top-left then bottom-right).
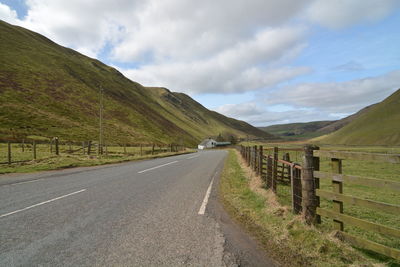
<box><xmin>198</xmin><ymin>139</ymin><xmax>231</xmax><ymax>149</ymax></box>
<box><xmin>198</xmin><ymin>138</ymin><xmax>217</xmax><ymax>150</ymax></box>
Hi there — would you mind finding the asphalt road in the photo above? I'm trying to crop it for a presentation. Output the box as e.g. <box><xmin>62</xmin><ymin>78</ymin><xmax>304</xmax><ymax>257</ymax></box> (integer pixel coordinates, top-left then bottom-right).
<box><xmin>0</xmin><ymin>150</ymin><xmax>275</xmax><ymax>266</ymax></box>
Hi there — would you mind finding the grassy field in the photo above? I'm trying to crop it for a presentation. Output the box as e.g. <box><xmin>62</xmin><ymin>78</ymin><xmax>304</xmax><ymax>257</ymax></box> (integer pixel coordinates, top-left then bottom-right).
<box><xmin>219</xmin><ymin>149</ymin><xmax>380</xmax><ymax>266</ymax></box>
<box><xmin>238</xmin><ymin>142</ymin><xmax>400</xmax><ymax>265</ymax></box>
<box><xmin>0</xmin><ymin>142</ymin><xmax>193</xmax><ymax>174</ymax></box>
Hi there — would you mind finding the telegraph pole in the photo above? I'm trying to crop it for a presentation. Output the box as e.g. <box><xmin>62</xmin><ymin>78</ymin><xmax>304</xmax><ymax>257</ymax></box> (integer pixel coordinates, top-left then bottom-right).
<box><xmin>99</xmin><ymin>86</ymin><xmax>104</xmax><ymax>155</ymax></box>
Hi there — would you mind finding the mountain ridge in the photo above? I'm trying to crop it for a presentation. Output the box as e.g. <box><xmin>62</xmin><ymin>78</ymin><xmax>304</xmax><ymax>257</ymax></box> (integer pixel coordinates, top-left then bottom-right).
<box><xmin>0</xmin><ymin>20</ymin><xmax>274</xmax><ymax>146</ymax></box>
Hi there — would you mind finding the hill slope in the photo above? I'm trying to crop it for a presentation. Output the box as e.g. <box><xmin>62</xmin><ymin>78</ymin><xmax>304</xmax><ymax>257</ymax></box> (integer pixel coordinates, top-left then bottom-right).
<box><xmin>317</xmin><ymin>89</ymin><xmax>400</xmax><ymax>145</ymax></box>
<box><xmin>0</xmin><ymin>20</ymin><xmax>273</xmax><ymax>145</ymax></box>
<box><xmin>259</xmin><ymin>121</ymin><xmax>334</xmax><ymax>140</ymax></box>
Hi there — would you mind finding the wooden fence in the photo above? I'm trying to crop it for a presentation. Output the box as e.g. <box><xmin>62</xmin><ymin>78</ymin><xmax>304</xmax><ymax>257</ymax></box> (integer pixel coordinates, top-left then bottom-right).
<box><xmin>0</xmin><ymin>139</ymin><xmax>185</xmax><ymax>165</ymax></box>
<box><xmin>240</xmin><ymin>145</ymin><xmax>400</xmax><ymax>261</ymax></box>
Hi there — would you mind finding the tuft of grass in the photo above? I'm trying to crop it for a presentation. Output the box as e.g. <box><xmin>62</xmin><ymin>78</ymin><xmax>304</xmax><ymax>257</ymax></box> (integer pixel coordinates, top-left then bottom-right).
<box><xmin>219</xmin><ymin>149</ymin><xmax>385</xmax><ymax>266</ymax></box>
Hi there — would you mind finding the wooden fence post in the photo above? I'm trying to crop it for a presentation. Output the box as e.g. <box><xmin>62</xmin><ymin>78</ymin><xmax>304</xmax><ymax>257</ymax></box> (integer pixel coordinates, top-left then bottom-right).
<box><xmin>87</xmin><ymin>141</ymin><xmax>91</xmax><ymax>155</ymax></box>
<box><xmin>301</xmin><ymin>145</ymin><xmax>317</xmax><ymax>225</ymax></box>
<box><xmin>247</xmin><ymin>147</ymin><xmax>251</xmax><ymax>167</ymax></box>
<box><xmin>332</xmin><ymin>157</ymin><xmax>344</xmax><ymax>231</ymax></box>
<box><xmin>82</xmin><ymin>141</ymin><xmax>85</xmax><ymax>155</ymax></box>
<box><xmin>33</xmin><ymin>141</ymin><xmax>37</xmax><ymax>160</ymax></box>
<box><xmin>140</xmin><ymin>144</ymin><xmax>143</xmax><ymax>156</ymax></box>
<box><xmin>7</xmin><ymin>141</ymin><xmax>11</xmax><ymax>165</ymax></box>
<box><xmin>259</xmin><ymin>146</ymin><xmax>263</xmax><ymax>177</ymax></box>
<box><xmin>50</xmin><ymin>139</ymin><xmax>53</xmax><ymax>153</ymax></box>
<box><xmin>152</xmin><ymin>144</ymin><xmax>155</xmax><ymax>155</ymax></box>
<box><xmin>313</xmin><ymin>147</ymin><xmax>321</xmax><ymax>224</ymax></box>
<box><xmin>266</xmin><ymin>156</ymin><xmax>272</xmax><ymax>189</ymax></box>
<box><xmin>55</xmin><ymin>138</ymin><xmax>59</xmax><ymax>156</ymax></box>
<box><xmin>254</xmin><ymin>145</ymin><xmax>258</xmax><ymax>173</ymax></box>
<box><xmin>124</xmin><ymin>144</ymin><xmax>127</xmax><ymax>154</ymax></box>
<box><xmin>283</xmin><ymin>153</ymin><xmax>291</xmax><ymax>182</ymax></box>
<box><xmin>272</xmin><ymin>147</ymin><xmax>278</xmax><ymax>193</ymax></box>
<box><xmin>291</xmin><ymin>163</ymin><xmax>302</xmax><ymax>214</ymax></box>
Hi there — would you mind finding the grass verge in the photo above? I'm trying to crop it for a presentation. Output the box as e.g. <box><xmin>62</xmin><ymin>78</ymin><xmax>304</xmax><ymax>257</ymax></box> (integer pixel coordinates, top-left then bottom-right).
<box><xmin>219</xmin><ymin>149</ymin><xmax>384</xmax><ymax>267</ymax></box>
<box><xmin>0</xmin><ymin>150</ymin><xmax>194</xmax><ymax>174</ymax></box>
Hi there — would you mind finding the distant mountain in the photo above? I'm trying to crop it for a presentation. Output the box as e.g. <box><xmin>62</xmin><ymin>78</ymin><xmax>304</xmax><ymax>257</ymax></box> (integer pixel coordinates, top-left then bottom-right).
<box><xmin>316</xmin><ymin>89</ymin><xmax>400</xmax><ymax>145</ymax></box>
<box><xmin>316</xmin><ymin>104</ymin><xmax>377</xmax><ymax>134</ymax></box>
<box><xmin>259</xmin><ymin>121</ymin><xmax>335</xmax><ymax>140</ymax></box>
<box><xmin>0</xmin><ymin>20</ymin><xmax>274</xmax><ymax>145</ymax></box>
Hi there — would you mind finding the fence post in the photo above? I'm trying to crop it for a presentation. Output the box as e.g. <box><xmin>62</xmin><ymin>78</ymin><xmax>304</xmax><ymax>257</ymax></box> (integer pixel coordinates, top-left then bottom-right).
<box><xmin>254</xmin><ymin>145</ymin><xmax>258</xmax><ymax>173</ymax></box>
<box><xmin>87</xmin><ymin>141</ymin><xmax>91</xmax><ymax>155</ymax></box>
<box><xmin>140</xmin><ymin>144</ymin><xmax>143</xmax><ymax>156</ymax></box>
<box><xmin>291</xmin><ymin>163</ymin><xmax>302</xmax><ymax>214</ymax></box>
<box><xmin>313</xmin><ymin>147</ymin><xmax>321</xmax><ymax>224</ymax></box>
<box><xmin>55</xmin><ymin>137</ymin><xmax>59</xmax><ymax>156</ymax></box>
<box><xmin>124</xmin><ymin>144</ymin><xmax>127</xmax><ymax>154</ymax></box>
<box><xmin>22</xmin><ymin>139</ymin><xmax>25</xmax><ymax>152</ymax></box>
<box><xmin>7</xmin><ymin>141</ymin><xmax>11</xmax><ymax>165</ymax></box>
<box><xmin>50</xmin><ymin>139</ymin><xmax>53</xmax><ymax>153</ymax></box>
<box><xmin>259</xmin><ymin>146</ymin><xmax>263</xmax><ymax>177</ymax></box>
<box><xmin>33</xmin><ymin>141</ymin><xmax>37</xmax><ymax>160</ymax></box>
<box><xmin>272</xmin><ymin>147</ymin><xmax>278</xmax><ymax>193</ymax></box>
<box><xmin>283</xmin><ymin>153</ymin><xmax>290</xmax><ymax>182</ymax></box>
<box><xmin>247</xmin><ymin>147</ymin><xmax>251</xmax><ymax>167</ymax></box>
<box><xmin>332</xmin><ymin>158</ymin><xmax>344</xmax><ymax>231</ymax></box>
<box><xmin>301</xmin><ymin>145</ymin><xmax>317</xmax><ymax>225</ymax></box>
<box><xmin>152</xmin><ymin>144</ymin><xmax>155</xmax><ymax>155</ymax></box>
<box><xmin>82</xmin><ymin>141</ymin><xmax>85</xmax><ymax>155</ymax></box>
<box><xmin>266</xmin><ymin>156</ymin><xmax>272</xmax><ymax>189</ymax></box>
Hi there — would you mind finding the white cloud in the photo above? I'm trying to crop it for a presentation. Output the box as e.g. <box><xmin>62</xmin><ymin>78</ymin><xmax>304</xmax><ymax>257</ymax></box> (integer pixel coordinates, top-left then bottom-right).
<box><xmin>306</xmin><ymin>0</ymin><xmax>400</xmax><ymax>29</ymax></box>
<box><xmin>265</xmin><ymin>70</ymin><xmax>400</xmax><ymax>113</ymax></box>
<box><xmin>0</xmin><ymin>3</ymin><xmax>19</xmax><ymax>24</ymax></box>
<box><xmin>120</xmin><ymin>26</ymin><xmax>311</xmax><ymax>94</ymax></box>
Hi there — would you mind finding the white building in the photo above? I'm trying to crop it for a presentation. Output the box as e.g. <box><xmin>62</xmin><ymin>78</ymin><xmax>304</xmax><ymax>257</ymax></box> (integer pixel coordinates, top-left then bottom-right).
<box><xmin>198</xmin><ymin>138</ymin><xmax>217</xmax><ymax>150</ymax></box>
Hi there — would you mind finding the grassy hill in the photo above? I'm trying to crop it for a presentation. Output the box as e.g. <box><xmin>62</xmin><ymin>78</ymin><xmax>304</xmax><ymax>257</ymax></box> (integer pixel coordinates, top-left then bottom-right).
<box><xmin>0</xmin><ymin>20</ymin><xmax>274</xmax><ymax>146</ymax></box>
<box><xmin>316</xmin><ymin>89</ymin><xmax>400</xmax><ymax>145</ymax></box>
<box><xmin>259</xmin><ymin>121</ymin><xmax>334</xmax><ymax>140</ymax></box>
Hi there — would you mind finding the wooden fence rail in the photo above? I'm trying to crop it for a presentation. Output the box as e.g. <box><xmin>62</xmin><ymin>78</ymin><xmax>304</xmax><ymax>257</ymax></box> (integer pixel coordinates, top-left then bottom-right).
<box><xmin>1</xmin><ymin>140</ymin><xmax>186</xmax><ymax>165</ymax></box>
<box><xmin>239</xmin><ymin>144</ymin><xmax>400</xmax><ymax>261</ymax></box>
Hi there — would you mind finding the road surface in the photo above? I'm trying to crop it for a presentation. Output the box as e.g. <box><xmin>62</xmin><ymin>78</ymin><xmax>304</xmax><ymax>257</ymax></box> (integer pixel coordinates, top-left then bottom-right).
<box><xmin>0</xmin><ymin>150</ymin><xmax>275</xmax><ymax>266</ymax></box>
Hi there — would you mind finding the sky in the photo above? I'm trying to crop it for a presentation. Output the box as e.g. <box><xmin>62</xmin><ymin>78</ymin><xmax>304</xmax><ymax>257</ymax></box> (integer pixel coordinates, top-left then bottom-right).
<box><xmin>1</xmin><ymin>0</ymin><xmax>399</xmax><ymax>126</ymax></box>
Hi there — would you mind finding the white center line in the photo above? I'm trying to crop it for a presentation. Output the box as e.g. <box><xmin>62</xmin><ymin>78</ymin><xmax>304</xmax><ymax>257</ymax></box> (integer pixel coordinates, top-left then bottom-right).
<box><xmin>198</xmin><ymin>172</ymin><xmax>217</xmax><ymax>215</ymax></box>
<box><xmin>0</xmin><ymin>189</ymin><xmax>87</xmax><ymax>219</ymax></box>
<box><xmin>187</xmin><ymin>155</ymin><xmax>199</xmax><ymax>160</ymax></box>
<box><xmin>138</xmin><ymin>161</ymin><xmax>179</xmax><ymax>174</ymax></box>
<box><xmin>6</xmin><ymin>179</ymin><xmax>44</xmax><ymax>186</ymax></box>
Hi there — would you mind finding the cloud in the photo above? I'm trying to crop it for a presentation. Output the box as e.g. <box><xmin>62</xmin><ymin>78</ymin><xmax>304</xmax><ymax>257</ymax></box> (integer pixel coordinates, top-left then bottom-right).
<box><xmin>111</xmin><ymin>0</ymin><xmax>309</xmax><ymax>62</ymax></box>
<box><xmin>4</xmin><ymin>0</ymin><xmax>144</xmax><ymax>57</ymax></box>
<box><xmin>0</xmin><ymin>3</ymin><xmax>19</xmax><ymax>24</ymax></box>
<box><xmin>120</xmin><ymin>26</ymin><xmax>311</xmax><ymax>94</ymax></box>
<box><xmin>306</xmin><ymin>0</ymin><xmax>400</xmax><ymax>29</ymax></box>
<box><xmin>265</xmin><ymin>70</ymin><xmax>400</xmax><ymax>113</ymax></box>
<box><xmin>332</xmin><ymin>61</ymin><xmax>365</xmax><ymax>72</ymax></box>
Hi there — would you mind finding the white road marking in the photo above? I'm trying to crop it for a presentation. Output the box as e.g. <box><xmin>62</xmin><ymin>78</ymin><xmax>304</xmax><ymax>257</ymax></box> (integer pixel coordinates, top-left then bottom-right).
<box><xmin>186</xmin><ymin>155</ymin><xmax>199</xmax><ymax>160</ymax></box>
<box><xmin>138</xmin><ymin>161</ymin><xmax>179</xmax><ymax>174</ymax></box>
<box><xmin>5</xmin><ymin>179</ymin><xmax>44</xmax><ymax>186</ymax></box>
<box><xmin>198</xmin><ymin>172</ymin><xmax>217</xmax><ymax>215</ymax></box>
<box><xmin>0</xmin><ymin>189</ymin><xmax>87</xmax><ymax>219</ymax></box>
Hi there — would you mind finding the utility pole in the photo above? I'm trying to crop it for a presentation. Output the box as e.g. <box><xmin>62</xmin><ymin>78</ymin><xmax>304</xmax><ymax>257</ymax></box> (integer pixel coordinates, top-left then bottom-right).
<box><xmin>99</xmin><ymin>86</ymin><xmax>104</xmax><ymax>155</ymax></box>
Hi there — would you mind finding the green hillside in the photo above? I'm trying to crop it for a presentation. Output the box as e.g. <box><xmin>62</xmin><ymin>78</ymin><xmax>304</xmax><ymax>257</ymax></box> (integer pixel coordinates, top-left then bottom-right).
<box><xmin>259</xmin><ymin>121</ymin><xmax>334</xmax><ymax>140</ymax></box>
<box><xmin>317</xmin><ymin>89</ymin><xmax>400</xmax><ymax>145</ymax></box>
<box><xmin>0</xmin><ymin>20</ymin><xmax>274</xmax><ymax>146</ymax></box>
